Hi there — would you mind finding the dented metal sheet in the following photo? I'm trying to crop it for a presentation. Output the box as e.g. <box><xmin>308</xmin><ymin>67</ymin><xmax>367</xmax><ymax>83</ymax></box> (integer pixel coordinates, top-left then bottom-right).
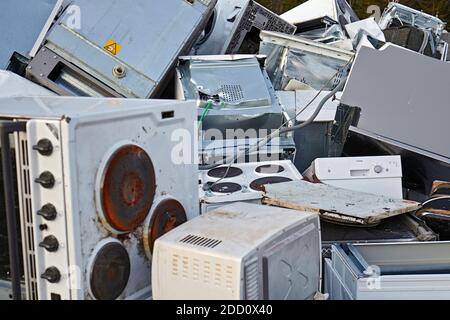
<box><xmin>263</xmin><ymin>180</ymin><xmax>420</xmax><ymax>225</ymax></box>
<box><xmin>260</xmin><ymin>31</ymin><xmax>354</xmax><ymax>91</ymax></box>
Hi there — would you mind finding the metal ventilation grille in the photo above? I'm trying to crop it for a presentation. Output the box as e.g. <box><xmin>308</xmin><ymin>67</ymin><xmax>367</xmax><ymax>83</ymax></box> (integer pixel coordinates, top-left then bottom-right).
<box><xmin>179</xmin><ymin>235</ymin><xmax>222</xmax><ymax>248</ymax></box>
<box><xmin>16</xmin><ymin>134</ymin><xmax>38</xmax><ymax>300</ymax></box>
<box><xmin>244</xmin><ymin>258</ymin><xmax>259</xmax><ymax>300</ymax></box>
<box><xmin>220</xmin><ymin>85</ymin><xmax>244</xmax><ymax>103</ymax></box>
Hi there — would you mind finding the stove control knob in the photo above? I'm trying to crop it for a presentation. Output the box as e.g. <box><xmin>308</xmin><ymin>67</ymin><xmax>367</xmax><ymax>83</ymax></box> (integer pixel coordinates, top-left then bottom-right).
<box><xmin>37</xmin><ymin>204</ymin><xmax>57</xmax><ymax>221</ymax></box>
<box><xmin>39</xmin><ymin>236</ymin><xmax>59</xmax><ymax>252</ymax></box>
<box><xmin>374</xmin><ymin>165</ymin><xmax>383</xmax><ymax>174</ymax></box>
<box><xmin>35</xmin><ymin>171</ymin><xmax>55</xmax><ymax>189</ymax></box>
<box><xmin>33</xmin><ymin>139</ymin><xmax>53</xmax><ymax>156</ymax></box>
<box><xmin>41</xmin><ymin>267</ymin><xmax>61</xmax><ymax>283</ymax></box>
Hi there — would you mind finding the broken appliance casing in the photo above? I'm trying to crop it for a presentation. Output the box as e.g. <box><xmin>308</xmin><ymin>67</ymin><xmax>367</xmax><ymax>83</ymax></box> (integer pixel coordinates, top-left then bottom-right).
<box><xmin>176</xmin><ymin>55</ymin><xmax>284</xmax><ymax>137</ymax></box>
<box><xmin>325</xmin><ymin>242</ymin><xmax>450</xmax><ymax>300</ymax></box>
<box><xmin>259</xmin><ymin>31</ymin><xmax>354</xmax><ymax>91</ymax></box>
<box><xmin>281</xmin><ymin>0</ymin><xmax>359</xmax><ymax>31</ymax></box>
<box><xmin>303</xmin><ymin>156</ymin><xmax>403</xmax><ymax>199</ymax></box>
<box><xmin>291</xmin><ymin>16</ymin><xmax>340</xmax><ymax>39</ymax></box>
<box><xmin>152</xmin><ymin>202</ymin><xmax>321</xmax><ymax>300</ymax></box>
<box><xmin>26</xmin><ymin>47</ymin><xmax>124</xmax><ymax>97</ymax></box>
<box><xmin>378</xmin><ymin>3</ymin><xmax>448</xmax><ymax>61</ymax></box>
<box><xmin>0</xmin><ymin>96</ymin><xmax>199</xmax><ymax>300</ymax></box>
<box><xmin>379</xmin><ymin>3</ymin><xmax>446</xmax><ymax>40</ymax></box>
<box><xmin>27</xmin><ymin>0</ymin><xmax>217</xmax><ymax>98</ymax></box>
<box><xmin>192</xmin><ymin>0</ymin><xmax>296</xmax><ymax>55</ymax></box>
<box><xmin>199</xmin><ymin>160</ymin><xmax>302</xmax><ymax>214</ymax></box>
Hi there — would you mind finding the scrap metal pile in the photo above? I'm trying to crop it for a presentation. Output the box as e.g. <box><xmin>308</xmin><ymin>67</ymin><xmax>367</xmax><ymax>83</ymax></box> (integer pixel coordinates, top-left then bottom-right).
<box><xmin>0</xmin><ymin>0</ymin><xmax>449</xmax><ymax>301</ymax></box>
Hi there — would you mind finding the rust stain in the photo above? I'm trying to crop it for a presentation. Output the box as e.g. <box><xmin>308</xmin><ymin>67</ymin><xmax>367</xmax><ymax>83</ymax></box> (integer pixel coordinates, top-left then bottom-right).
<box><xmin>147</xmin><ymin>199</ymin><xmax>187</xmax><ymax>254</ymax></box>
<box><xmin>101</xmin><ymin>145</ymin><xmax>156</xmax><ymax>233</ymax></box>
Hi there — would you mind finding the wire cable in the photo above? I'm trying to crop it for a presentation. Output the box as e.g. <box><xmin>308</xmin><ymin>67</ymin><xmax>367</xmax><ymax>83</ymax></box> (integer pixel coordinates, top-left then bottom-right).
<box><xmin>200</xmin><ymin>56</ymin><xmax>354</xmax><ymax>191</ymax></box>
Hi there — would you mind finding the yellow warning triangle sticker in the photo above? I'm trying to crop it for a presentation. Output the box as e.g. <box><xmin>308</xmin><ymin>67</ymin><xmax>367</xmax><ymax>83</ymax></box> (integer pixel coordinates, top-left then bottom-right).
<box><xmin>103</xmin><ymin>39</ymin><xmax>122</xmax><ymax>56</ymax></box>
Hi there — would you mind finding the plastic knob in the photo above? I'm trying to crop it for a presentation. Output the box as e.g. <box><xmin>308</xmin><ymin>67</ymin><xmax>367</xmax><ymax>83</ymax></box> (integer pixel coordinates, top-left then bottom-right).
<box><xmin>39</xmin><ymin>236</ymin><xmax>59</xmax><ymax>252</ymax></box>
<box><xmin>374</xmin><ymin>165</ymin><xmax>383</xmax><ymax>174</ymax></box>
<box><xmin>37</xmin><ymin>204</ymin><xmax>57</xmax><ymax>221</ymax></box>
<box><xmin>41</xmin><ymin>267</ymin><xmax>61</xmax><ymax>283</ymax></box>
<box><xmin>32</xmin><ymin>139</ymin><xmax>53</xmax><ymax>156</ymax></box>
<box><xmin>35</xmin><ymin>171</ymin><xmax>55</xmax><ymax>189</ymax></box>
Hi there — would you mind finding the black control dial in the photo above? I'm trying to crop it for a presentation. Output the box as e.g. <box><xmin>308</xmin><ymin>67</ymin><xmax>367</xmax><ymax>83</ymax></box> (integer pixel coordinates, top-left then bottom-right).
<box><xmin>35</xmin><ymin>171</ymin><xmax>55</xmax><ymax>189</ymax></box>
<box><xmin>33</xmin><ymin>139</ymin><xmax>53</xmax><ymax>156</ymax></box>
<box><xmin>41</xmin><ymin>267</ymin><xmax>61</xmax><ymax>283</ymax></box>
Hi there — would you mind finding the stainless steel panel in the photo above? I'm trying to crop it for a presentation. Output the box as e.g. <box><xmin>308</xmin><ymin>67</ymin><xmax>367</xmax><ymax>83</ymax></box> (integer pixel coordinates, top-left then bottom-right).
<box><xmin>260</xmin><ymin>31</ymin><xmax>354</xmax><ymax>91</ymax></box>
<box><xmin>44</xmin><ymin>0</ymin><xmax>216</xmax><ymax>98</ymax></box>
<box><xmin>326</xmin><ymin>242</ymin><xmax>450</xmax><ymax>300</ymax></box>
<box><xmin>193</xmin><ymin>0</ymin><xmax>296</xmax><ymax>55</ymax></box>
<box><xmin>176</xmin><ymin>55</ymin><xmax>283</xmax><ymax>135</ymax></box>
<box><xmin>341</xmin><ymin>44</ymin><xmax>450</xmax><ymax>161</ymax></box>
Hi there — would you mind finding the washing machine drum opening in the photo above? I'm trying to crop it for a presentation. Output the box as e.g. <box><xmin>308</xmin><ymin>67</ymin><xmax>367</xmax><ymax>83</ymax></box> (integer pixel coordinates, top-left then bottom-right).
<box><xmin>90</xmin><ymin>242</ymin><xmax>131</xmax><ymax>300</ymax></box>
<box><xmin>148</xmin><ymin>199</ymin><xmax>187</xmax><ymax>254</ymax></box>
<box><xmin>101</xmin><ymin>145</ymin><xmax>156</xmax><ymax>233</ymax></box>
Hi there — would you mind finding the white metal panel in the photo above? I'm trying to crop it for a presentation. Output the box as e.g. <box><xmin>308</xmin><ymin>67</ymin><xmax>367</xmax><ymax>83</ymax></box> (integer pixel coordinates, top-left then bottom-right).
<box><xmin>199</xmin><ymin>160</ymin><xmax>303</xmax><ymax>214</ymax></box>
<box><xmin>5</xmin><ymin>97</ymin><xmax>199</xmax><ymax>300</ymax></box>
<box><xmin>344</xmin><ymin>17</ymin><xmax>385</xmax><ymax>42</ymax></box>
<box><xmin>0</xmin><ymin>96</ymin><xmax>193</xmax><ymax>120</ymax></box>
<box><xmin>27</xmin><ymin>120</ymin><xmax>71</xmax><ymax>300</ymax></box>
<box><xmin>309</xmin><ymin>156</ymin><xmax>403</xmax><ymax>199</ymax></box>
<box><xmin>152</xmin><ymin>202</ymin><xmax>321</xmax><ymax>300</ymax></box>
<box><xmin>341</xmin><ymin>44</ymin><xmax>450</xmax><ymax>160</ymax></box>
<box><xmin>281</xmin><ymin>0</ymin><xmax>337</xmax><ymax>25</ymax></box>
<box><xmin>156</xmin><ymin>203</ymin><xmax>318</xmax><ymax>267</ymax></box>
<box><xmin>59</xmin><ymin>99</ymin><xmax>199</xmax><ymax>299</ymax></box>
<box><xmin>0</xmin><ymin>71</ymin><xmax>55</xmax><ymax>98</ymax></box>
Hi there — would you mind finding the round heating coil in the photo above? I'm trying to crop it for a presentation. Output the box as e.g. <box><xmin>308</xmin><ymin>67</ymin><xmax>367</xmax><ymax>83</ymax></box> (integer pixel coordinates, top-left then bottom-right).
<box><xmin>210</xmin><ymin>182</ymin><xmax>242</xmax><ymax>194</ymax></box>
<box><xmin>99</xmin><ymin>145</ymin><xmax>156</xmax><ymax>233</ymax></box>
<box><xmin>207</xmin><ymin>167</ymin><xmax>243</xmax><ymax>178</ymax></box>
<box><xmin>144</xmin><ymin>198</ymin><xmax>187</xmax><ymax>258</ymax></box>
<box><xmin>89</xmin><ymin>240</ymin><xmax>130</xmax><ymax>300</ymax></box>
<box><xmin>255</xmin><ymin>164</ymin><xmax>285</xmax><ymax>174</ymax></box>
<box><xmin>250</xmin><ymin>177</ymin><xmax>293</xmax><ymax>192</ymax></box>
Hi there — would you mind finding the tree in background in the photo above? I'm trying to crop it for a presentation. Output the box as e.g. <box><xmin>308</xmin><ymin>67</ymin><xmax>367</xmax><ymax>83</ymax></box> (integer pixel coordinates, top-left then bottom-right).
<box><xmin>257</xmin><ymin>0</ymin><xmax>449</xmax><ymax>26</ymax></box>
